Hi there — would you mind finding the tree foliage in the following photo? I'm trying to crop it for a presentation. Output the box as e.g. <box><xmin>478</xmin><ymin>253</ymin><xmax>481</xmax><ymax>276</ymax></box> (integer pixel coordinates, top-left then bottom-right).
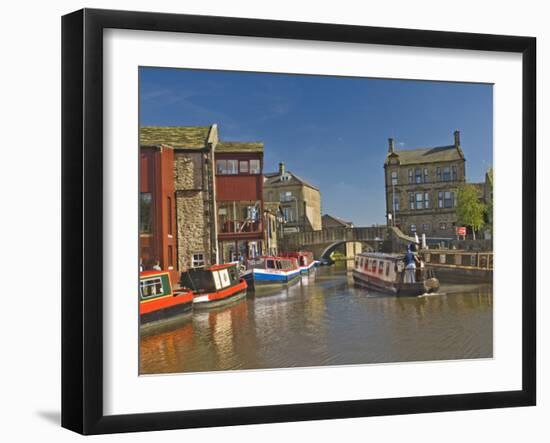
<box><xmin>456</xmin><ymin>184</ymin><xmax>486</xmax><ymax>240</ymax></box>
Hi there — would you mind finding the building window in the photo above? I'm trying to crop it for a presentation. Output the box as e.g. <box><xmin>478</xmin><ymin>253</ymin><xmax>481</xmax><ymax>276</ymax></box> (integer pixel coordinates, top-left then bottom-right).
<box><xmin>391</xmin><ymin>171</ymin><xmax>398</xmax><ymax>185</ymax></box>
<box><xmin>168</xmin><ymin>245</ymin><xmax>174</xmax><ymax>268</ymax></box>
<box><xmin>250</xmin><ymin>159</ymin><xmax>261</xmax><ymax>174</ymax></box>
<box><xmin>393</xmin><ymin>194</ymin><xmax>400</xmax><ymax>212</ymax></box>
<box><xmin>438</xmin><ymin>191</ymin><xmax>444</xmax><ymax>208</ymax></box>
<box><xmin>415</xmin><ymin>168</ymin><xmax>422</xmax><ymax>184</ymax></box>
<box><xmin>239</xmin><ymin>160</ymin><xmax>249</xmax><ymax>174</ymax></box>
<box><xmin>216</xmin><ymin>159</ymin><xmax>227</xmax><ymax>174</ymax></box>
<box><xmin>408</xmin><ymin>169</ymin><xmax>413</xmax><ymax>184</ymax></box>
<box><xmin>436</xmin><ymin>167</ymin><xmax>442</xmax><ymax>181</ymax></box>
<box><xmin>423</xmin><ymin>168</ymin><xmax>429</xmax><ymax>183</ymax></box>
<box><xmin>216</xmin><ymin>159</ymin><xmax>238</xmax><ymax>174</ymax></box>
<box><xmin>410</xmin><ymin>224</ymin><xmax>417</xmax><ymax>233</ymax></box>
<box><xmin>443</xmin><ymin>166</ymin><xmax>451</xmax><ymax>181</ymax></box>
<box><xmin>439</xmin><ymin>222</ymin><xmax>447</xmax><ymax>230</ymax></box>
<box><xmin>167</xmin><ymin>196</ymin><xmax>172</xmax><ymax>235</ymax></box>
<box><xmin>424</xmin><ymin>192</ymin><xmax>430</xmax><ymax>209</ymax></box>
<box><xmin>283</xmin><ymin>207</ymin><xmax>294</xmax><ymax>222</ymax></box>
<box><xmin>409</xmin><ymin>192</ymin><xmax>414</xmax><ymax>209</ymax></box>
<box><xmin>192</xmin><ymin>253</ymin><xmax>205</xmax><ymax>268</ymax></box>
<box><xmin>415</xmin><ymin>192</ymin><xmax>424</xmax><ymax>209</ymax></box>
<box><xmin>452</xmin><ymin>165</ymin><xmax>458</xmax><ymax>181</ymax></box>
<box><xmin>227</xmin><ymin>160</ymin><xmax>238</xmax><ymax>174</ymax></box>
<box><xmin>444</xmin><ymin>191</ymin><xmax>454</xmax><ymax>208</ymax></box>
<box><xmin>140</xmin><ymin>192</ymin><xmax>152</xmax><ymax>234</ymax></box>
<box><xmin>422</xmin><ymin>223</ymin><xmax>430</xmax><ymax>232</ymax></box>
<box><xmin>280</xmin><ymin>191</ymin><xmax>293</xmax><ymax>202</ymax></box>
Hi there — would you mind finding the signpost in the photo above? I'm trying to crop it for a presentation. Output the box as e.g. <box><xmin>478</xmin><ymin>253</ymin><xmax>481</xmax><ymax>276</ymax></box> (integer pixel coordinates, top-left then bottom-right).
<box><xmin>456</xmin><ymin>226</ymin><xmax>466</xmax><ymax>240</ymax></box>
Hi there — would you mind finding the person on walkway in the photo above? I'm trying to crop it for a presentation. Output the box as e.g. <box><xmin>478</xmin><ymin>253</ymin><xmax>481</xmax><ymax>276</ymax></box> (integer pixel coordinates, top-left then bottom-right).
<box><xmin>152</xmin><ymin>260</ymin><xmax>161</xmax><ymax>271</ymax></box>
<box><xmin>404</xmin><ymin>244</ymin><xmax>420</xmax><ymax>283</ymax></box>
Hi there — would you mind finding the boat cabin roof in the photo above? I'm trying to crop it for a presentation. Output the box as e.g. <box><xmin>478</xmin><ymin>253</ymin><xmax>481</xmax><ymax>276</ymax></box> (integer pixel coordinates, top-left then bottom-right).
<box><xmin>140</xmin><ymin>270</ymin><xmax>170</xmax><ymax>279</ymax></box>
<box><xmin>206</xmin><ymin>263</ymin><xmax>237</xmax><ymax>272</ymax></box>
<box><xmin>356</xmin><ymin>252</ymin><xmax>405</xmax><ymax>261</ymax></box>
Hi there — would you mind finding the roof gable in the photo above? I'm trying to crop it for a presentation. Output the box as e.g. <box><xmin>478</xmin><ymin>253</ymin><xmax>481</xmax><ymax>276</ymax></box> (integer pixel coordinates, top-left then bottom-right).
<box><xmin>264</xmin><ymin>171</ymin><xmax>319</xmax><ymax>191</ymax></box>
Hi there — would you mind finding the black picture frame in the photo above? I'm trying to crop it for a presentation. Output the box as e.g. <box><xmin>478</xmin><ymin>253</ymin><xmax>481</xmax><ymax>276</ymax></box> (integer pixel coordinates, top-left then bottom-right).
<box><xmin>62</xmin><ymin>8</ymin><xmax>536</xmax><ymax>435</ymax></box>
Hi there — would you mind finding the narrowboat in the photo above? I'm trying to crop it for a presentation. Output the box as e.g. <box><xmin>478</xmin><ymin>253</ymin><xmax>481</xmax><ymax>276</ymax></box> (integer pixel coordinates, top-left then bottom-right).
<box><xmin>241</xmin><ymin>256</ymin><xmax>301</xmax><ymax>291</ymax></box>
<box><xmin>352</xmin><ymin>252</ymin><xmax>439</xmax><ymax>296</ymax></box>
<box><xmin>180</xmin><ymin>263</ymin><xmax>248</xmax><ymax>309</ymax></box>
<box><xmin>281</xmin><ymin>251</ymin><xmax>316</xmax><ymax>273</ymax></box>
<box><xmin>422</xmin><ymin>250</ymin><xmax>493</xmax><ymax>283</ymax></box>
<box><xmin>140</xmin><ymin>271</ymin><xmax>194</xmax><ymax>323</ymax></box>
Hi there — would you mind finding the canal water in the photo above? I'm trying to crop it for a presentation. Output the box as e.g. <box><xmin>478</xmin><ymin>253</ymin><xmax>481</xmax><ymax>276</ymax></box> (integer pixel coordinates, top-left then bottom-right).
<box><xmin>140</xmin><ymin>263</ymin><xmax>493</xmax><ymax>375</ymax></box>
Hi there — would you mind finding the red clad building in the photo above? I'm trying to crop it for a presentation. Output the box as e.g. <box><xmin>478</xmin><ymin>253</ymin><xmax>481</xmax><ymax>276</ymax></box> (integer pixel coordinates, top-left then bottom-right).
<box><xmin>214</xmin><ymin>142</ymin><xmax>265</xmax><ymax>263</ymax></box>
<box><xmin>139</xmin><ymin>146</ymin><xmax>178</xmax><ymax>282</ymax></box>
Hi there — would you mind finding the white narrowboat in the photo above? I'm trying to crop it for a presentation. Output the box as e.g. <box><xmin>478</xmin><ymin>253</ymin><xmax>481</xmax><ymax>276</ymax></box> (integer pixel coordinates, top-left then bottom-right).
<box><xmin>352</xmin><ymin>252</ymin><xmax>439</xmax><ymax>296</ymax></box>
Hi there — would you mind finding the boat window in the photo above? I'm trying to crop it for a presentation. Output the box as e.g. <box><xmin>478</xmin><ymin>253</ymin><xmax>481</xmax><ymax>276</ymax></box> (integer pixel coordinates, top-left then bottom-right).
<box><xmin>212</xmin><ymin>271</ymin><xmax>222</xmax><ymax>290</ymax></box>
<box><xmin>371</xmin><ymin>260</ymin><xmax>377</xmax><ymax>273</ymax></box>
<box><xmin>266</xmin><ymin>260</ymin><xmax>275</xmax><ymax>269</ymax></box>
<box><xmin>219</xmin><ymin>269</ymin><xmax>231</xmax><ymax>288</ymax></box>
<box><xmin>386</xmin><ymin>262</ymin><xmax>390</xmax><ymax>276</ymax></box>
<box><xmin>140</xmin><ymin>277</ymin><xmax>165</xmax><ymax>299</ymax></box>
<box><xmin>379</xmin><ymin>261</ymin><xmax>384</xmax><ymax>274</ymax></box>
<box><xmin>276</xmin><ymin>260</ymin><xmax>282</xmax><ymax>270</ymax></box>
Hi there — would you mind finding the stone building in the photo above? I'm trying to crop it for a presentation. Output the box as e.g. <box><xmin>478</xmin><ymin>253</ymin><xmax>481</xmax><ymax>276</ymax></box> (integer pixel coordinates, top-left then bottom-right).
<box><xmin>264</xmin><ymin>163</ymin><xmax>322</xmax><ymax>233</ymax></box>
<box><xmin>384</xmin><ymin>131</ymin><xmax>466</xmax><ymax>238</ymax></box>
<box><xmin>322</xmin><ymin>214</ymin><xmax>354</xmax><ymax>229</ymax></box>
<box><xmin>140</xmin><ymin>125</ymin><xmax>219</xmax><ymax>272</ymax></box>
<box><xmin>263</xmin><ymin>202</ymin><xmax>285</xmax><ymax>256</ymax></box>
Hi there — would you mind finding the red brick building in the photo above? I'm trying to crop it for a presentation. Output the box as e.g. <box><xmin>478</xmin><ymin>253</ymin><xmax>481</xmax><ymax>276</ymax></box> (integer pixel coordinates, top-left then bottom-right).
<box><xmin>139</xmin><ymin>145</ymin><xmax>177</xmax><ymax>282</ymax></box>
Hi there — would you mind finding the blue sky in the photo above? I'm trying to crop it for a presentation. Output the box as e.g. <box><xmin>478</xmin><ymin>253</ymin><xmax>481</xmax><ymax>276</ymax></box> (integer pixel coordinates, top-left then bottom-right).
<box><xmin>139</xmin><ymin>67</ymin><xmax>493</xmax><ymax>226</ymax></box>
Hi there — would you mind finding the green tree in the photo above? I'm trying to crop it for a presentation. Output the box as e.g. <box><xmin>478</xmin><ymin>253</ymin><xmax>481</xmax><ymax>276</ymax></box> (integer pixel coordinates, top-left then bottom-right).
<box><xmin>456</xmin><ymin>184</ymin><xmax>486</xmax><ymax>240</ymax></box>
<box><xmin>484</xmin><ymin>168</ymin><xmax>493</xmax><ymax>235</ymax></box>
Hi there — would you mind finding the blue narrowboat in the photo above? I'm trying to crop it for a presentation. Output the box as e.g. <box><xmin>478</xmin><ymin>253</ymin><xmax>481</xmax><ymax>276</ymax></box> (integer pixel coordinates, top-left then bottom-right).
<box><xmin>241</xmin><ymin>256</ymin><xmax>301</xmax><ymax>292</ymax></box>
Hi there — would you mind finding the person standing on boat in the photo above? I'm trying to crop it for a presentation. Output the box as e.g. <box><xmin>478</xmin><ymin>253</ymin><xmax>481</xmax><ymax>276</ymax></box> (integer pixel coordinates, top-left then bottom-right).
<box><xmin>404</xmin><ymin>244</ymin><xmax>420</xmax><ymax>283</ymax></box>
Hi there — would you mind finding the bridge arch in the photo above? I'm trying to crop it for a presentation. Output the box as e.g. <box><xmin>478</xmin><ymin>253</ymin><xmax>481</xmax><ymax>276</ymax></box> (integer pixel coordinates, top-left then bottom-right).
<box><xmin>319</xmin><ymin>240</ymin><xmax>375</xmax><ymax>260</ymax></box>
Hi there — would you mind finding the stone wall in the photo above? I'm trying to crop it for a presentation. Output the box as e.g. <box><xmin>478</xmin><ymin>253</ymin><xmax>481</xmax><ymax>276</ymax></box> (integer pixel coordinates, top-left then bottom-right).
<box><xmin>174</xmin><ymin>151</ymin><xmax>215</xmax><ymax>270</ymax></box>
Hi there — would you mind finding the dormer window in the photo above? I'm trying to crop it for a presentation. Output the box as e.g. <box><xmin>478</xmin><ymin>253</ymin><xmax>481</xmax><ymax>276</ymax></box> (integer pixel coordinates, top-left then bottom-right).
<box><xmin>280</xmin><ymin>173</ymin><xmax>291</xmax><ymax>182</ymax></box>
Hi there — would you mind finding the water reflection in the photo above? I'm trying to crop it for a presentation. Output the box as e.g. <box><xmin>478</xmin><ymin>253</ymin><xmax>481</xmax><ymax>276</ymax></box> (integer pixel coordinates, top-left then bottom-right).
<box><xmin>140</xmin><ymin>265</ymin><xmax>493</xmax><ymax>375</ymax></box>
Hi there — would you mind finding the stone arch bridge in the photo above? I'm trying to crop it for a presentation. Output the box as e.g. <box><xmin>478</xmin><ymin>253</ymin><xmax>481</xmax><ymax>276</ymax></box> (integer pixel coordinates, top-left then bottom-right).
<box><xmin>280</xmin><ymin>226</ymin><xmax>415</xmax><ymax>260</ymax></box>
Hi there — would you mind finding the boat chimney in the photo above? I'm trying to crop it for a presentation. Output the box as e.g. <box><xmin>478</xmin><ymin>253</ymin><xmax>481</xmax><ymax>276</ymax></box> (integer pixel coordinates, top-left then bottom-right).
<box><xmin>279</xmin><ymin>162</ymin><xmax>285</xmax><ymax>176</ymax></box>
<box><xmin>388</xmin><ymin>138</ymin><xmax>395</xmax><ymax>154</ymax></box>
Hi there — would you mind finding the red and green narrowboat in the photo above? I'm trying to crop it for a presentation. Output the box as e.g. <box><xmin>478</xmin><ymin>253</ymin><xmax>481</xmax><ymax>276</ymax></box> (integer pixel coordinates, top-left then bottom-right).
<box><xmin>140</xmin><ymin>271</ymin><xmax>194</xmax><ymax>323</ymax></box>
<box><xmin>180</xmin><ymin>263</ymin><xmax>248</xmax><ymax>309</ymax></box>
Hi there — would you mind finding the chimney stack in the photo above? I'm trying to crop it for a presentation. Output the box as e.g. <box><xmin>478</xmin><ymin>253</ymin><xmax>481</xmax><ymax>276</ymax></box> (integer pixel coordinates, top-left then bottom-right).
<box><xmin>388</xmin><ymin>138</ymin><xmax>395</xmax><ymax>154</ymax></box>
<box><xmin>454</xmin><ymin>130</ymin><xmax>460</xmax><ymax>147</ymax></box>
<box><xmin>279</xmin><ymin>162</ymin><xmax>285</xmax><ymax>176</ymax></box>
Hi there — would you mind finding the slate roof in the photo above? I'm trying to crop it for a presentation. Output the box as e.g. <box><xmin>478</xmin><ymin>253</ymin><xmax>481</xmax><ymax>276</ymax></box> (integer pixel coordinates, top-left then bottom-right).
<box><xmin>263</xmin><ymin>171</ymin><xmax>320</xmax><ymax>191</ymax></box>
<box><xmin>216</xmin><ymin>141</ymin><xmax>264</xmax><ymax>153</ymax></box>
<box><xmin>385</xmin><ymin>145</ymin><xmax>463</xmax><ymax>166</ymax></box>
<box><xmin>140</xmin><ymin>126</ymin><xmax>211</xmax><ymax>148</ymax></box>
